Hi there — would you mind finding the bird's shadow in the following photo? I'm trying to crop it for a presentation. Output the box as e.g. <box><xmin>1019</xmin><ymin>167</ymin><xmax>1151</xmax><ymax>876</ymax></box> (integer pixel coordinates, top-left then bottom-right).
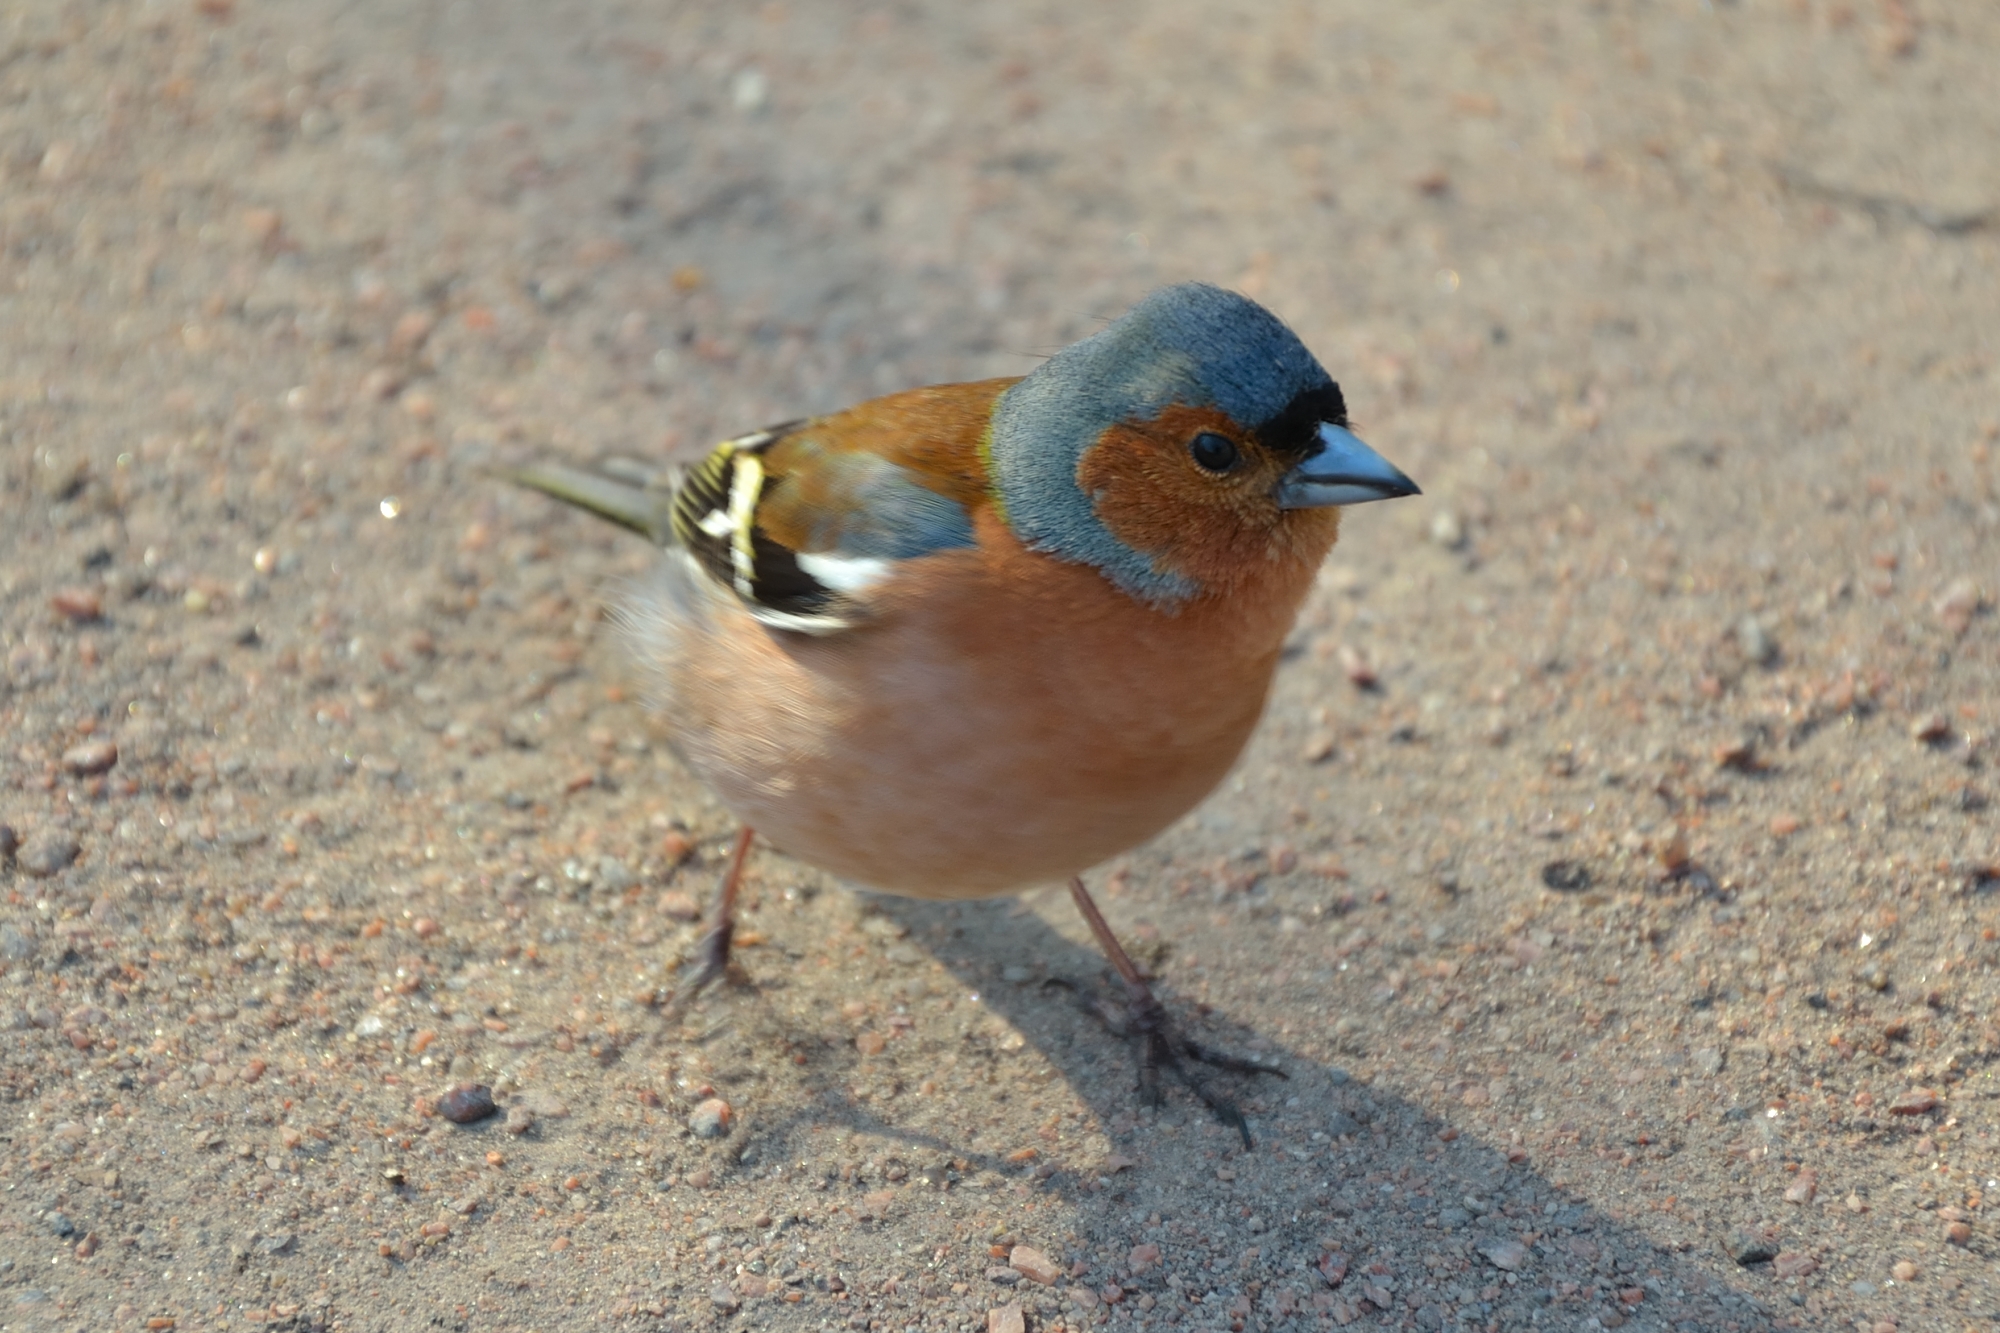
<box><xmin>696</xmin><ymin>888</ymin><xmax>1793</xmax><ymax>1332</ymax></box>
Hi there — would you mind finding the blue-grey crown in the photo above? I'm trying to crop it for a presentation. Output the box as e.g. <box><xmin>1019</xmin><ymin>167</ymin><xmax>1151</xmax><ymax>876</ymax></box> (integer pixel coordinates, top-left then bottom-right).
<box><xmin>989</xmin><ymin>283</ymin><xmax>1335</xmax><ymax>606</ymax></box>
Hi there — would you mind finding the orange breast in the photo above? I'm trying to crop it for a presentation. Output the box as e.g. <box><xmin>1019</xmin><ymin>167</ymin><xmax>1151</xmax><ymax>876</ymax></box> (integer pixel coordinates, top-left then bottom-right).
<box><xmin>648</xmin><ymin>509</ymin><xmax>1332</xmax><ymax>898</ymax></box>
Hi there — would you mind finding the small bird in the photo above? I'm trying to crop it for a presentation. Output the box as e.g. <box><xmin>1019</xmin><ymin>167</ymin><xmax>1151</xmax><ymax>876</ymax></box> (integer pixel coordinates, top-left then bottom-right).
<box><xmin>508</xmin><ymin>282</ymin><xmax>1417</xmax><ymax>1141</ymax></box>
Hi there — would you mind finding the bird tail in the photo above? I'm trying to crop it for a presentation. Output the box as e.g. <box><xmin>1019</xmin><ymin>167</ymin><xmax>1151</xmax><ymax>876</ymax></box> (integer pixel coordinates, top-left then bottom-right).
<box><xmin>499</xmin><ymin>458</ymin><xmax>684</xmax><ymax>547</ymax></box>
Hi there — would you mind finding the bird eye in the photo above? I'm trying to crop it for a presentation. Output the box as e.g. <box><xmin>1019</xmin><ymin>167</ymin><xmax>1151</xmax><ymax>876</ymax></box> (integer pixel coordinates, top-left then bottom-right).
<box><xmin>1188</xmin><ymin>432</ymin><xmax>1240</xmax><ymax>474</ymax></box>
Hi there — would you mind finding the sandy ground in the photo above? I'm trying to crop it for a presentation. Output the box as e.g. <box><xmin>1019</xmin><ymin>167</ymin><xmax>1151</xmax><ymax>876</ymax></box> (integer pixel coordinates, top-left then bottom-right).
<box><xmin>4</xmin><ymin>1</ymin><xmax>1999</xmax><ymax>1331</ymax></box>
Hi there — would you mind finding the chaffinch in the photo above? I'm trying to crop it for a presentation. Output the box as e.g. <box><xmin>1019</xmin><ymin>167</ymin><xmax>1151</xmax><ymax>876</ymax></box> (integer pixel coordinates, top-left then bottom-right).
<box><xmin>510</xmin><ymin>282</ymin><xmax>1418</xmax><ymax>1140</ymax></box>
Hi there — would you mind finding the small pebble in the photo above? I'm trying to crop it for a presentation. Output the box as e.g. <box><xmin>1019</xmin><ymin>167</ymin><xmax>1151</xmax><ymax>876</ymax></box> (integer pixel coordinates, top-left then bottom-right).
<box><xmin>0</xmin><ymin>825</ymin><xmax>17</xmax><ymax>859</ymax></box>
<box><xmin>1009</xmin><ymin>1244</ymin><xmax>1061</xmax><ymax>1286</ymax></box>
<box><xmin>1724</xmin><ymin>1226</ymin><xmax>1779</xmax><ymax>1265</ymax></box>
<box><xmin>1713</xmin><ymin>735</ymin><xmax>1758</xmax><ymax>770</ymax></box>
<box><xmin>709</xmin><ymin>1283</ymin><xmax>740</xmax><ymax>1312</ymax></box>
<box><xmin>389</xmin><ymin>310</ymin><xmax>435</xmax><ymax>355</ymax></box>
<box><xmin>689</xmin><ymin>1097</ymin><xmax>733</xmax><ymax>1137</ymax></box>
<box><xmin>1539</xmin><ymin>859</ymin><xmax>1591</xmax><ymax>893</ymax></box>
<box><xmin>502</xmin><ymin>1105</ymin><xmax>535</xmax><ymax>1135</ymax></box>
<box><xmin>987</xmin><ymin>1303</ymin><xmax>1025</xmax><ymax>1333</ymax></box>
<box><xmin>1737</xmin><ymin>614</ymin><xmax>1777</xmax><ymax>665</ymax></box>
<box><xmin>730</xmin><ymin>66</ymin><xmax>768</xmax><ymax>113</ymax></box>
<box><xmin>986</xmin><ymin>1266</ymin><xmax>1021</xmax><ymax>1285</ymax></box>
<box><xmin>1945</xmin><ymin>1221</ymin><xmax>1972</xmax><ymax>1245</ymax></box>
<box><xmin>1772</xmin><ymin>1252</ymin><xmax>1818</xmax><ymax>1279</ymax></box>
<box><xmin>1891</xmin><ymin>1259</ymin><xmax>1918</xmax><ymax>1282</ymax></box>
<box><xmin>1887</xmin><ymin>1088</ymin><xmax>1938</xmax><ymax>1115</ymax></box>
<box><xmin>17</xmin><ymin>831</ymin><xmax>81</xmax><ymax>878</ymax></box>
<box><xmin>1783</xmin><ymin>1171</ymin><xmax>1817</xmax><ymax>1205</ymax></box>
<box><xmin>1428</xmin><ymin>510</ymin><xmax>1465</xmax><ymax>549</ymax></box>
<box><xmin>50</xmin><ymin>588</ymin><xmax>102</xmax><ymax>622</ymax></box>
<box><xmin>1932</xmin><ymin>576</ymin><xmax>1984</xmax><ymax>634</ymax></box>
<box><xmin>1910</xmin><ymin>713</ymin><xmax>1950</xmax><ymax>743</ymax></box>
<box><xmin>1476</xmin><ymin>1239</ymin><xmax>1527</xmax><ymax>1271</ymax></box>
<box><xmin>1337</xmin><ymin>643</ymin><xmax>1377</xmax><ymax>689</ymax></box>
<box><xmin>658</xmin><ymin>890</ymin><xmax>701</xmax><ymax>921</ymax></box>
<box><xmin>1692</xmin><ymin>1047</ymin><xmax>1724</xmax><ymax>1078</ymax></box>
<box><xmin>61</xmin><ymin>740</ymin><xmax>118</xmax><ymax>775</ymax></box>
<box><xmin>440</xmin><ymin>1084</ymin><xmax>497</xmax><ymax>1124</ymax></box>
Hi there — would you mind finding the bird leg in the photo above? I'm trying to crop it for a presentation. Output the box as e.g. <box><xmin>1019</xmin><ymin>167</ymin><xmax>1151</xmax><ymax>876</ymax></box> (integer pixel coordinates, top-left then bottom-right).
<box><xmin>1066</xmin><ymin>876</ymin><xmax>1284</xmax><ymax>1148</ymax></box>
<box><xmin>663</xmin><ymin>826</ymin><xmax>756</xmax><ymax>1015</ymax></box>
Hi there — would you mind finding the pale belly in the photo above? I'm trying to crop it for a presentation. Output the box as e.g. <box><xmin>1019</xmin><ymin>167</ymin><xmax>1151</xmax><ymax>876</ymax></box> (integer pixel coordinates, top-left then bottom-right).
<box><xmin>632</xmin><ymin>549</ymin><xmax>1291</xmax><ymax>899</ymax></box>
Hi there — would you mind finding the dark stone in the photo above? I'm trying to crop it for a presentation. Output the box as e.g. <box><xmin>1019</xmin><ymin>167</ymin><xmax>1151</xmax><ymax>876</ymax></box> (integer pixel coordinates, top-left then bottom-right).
<box><xmin>1540</xmin><ymin>860</ymin><xmax>1591</xmax><ymax>892</ymax></box>
<box><xmin>440</xmin><ymin>1084</ymin><xmax>498</xmax><ymax>1124</ymax></box>
<box><xmin>1724</xmin><ymin>1226</ymin><xmax>1779</xmax><ymax>1265</ymax></box>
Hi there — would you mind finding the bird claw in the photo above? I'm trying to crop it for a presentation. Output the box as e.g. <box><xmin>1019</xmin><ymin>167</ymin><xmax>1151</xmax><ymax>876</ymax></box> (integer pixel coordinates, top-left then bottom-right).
<box><xmin>660</xmin><ymin>926</ymin><xmax>750</xmax><ymax>1018</ymax></box>
<box><xmin>1082</xmin><ymin>978</ymin><xmax>1285</xmax><ymax>1149</ymax></box>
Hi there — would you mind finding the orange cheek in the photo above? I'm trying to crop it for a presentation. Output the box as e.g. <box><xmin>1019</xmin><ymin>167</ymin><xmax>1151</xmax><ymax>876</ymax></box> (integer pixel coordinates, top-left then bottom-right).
<box><xmin>1078</xmin><ymin>406</ymin><xmax>1320</xmax><ymax>592</ymax></box>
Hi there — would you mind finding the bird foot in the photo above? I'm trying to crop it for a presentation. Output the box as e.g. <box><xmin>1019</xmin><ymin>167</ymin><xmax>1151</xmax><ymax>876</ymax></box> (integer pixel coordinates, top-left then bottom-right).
<box><xmin>660</xmin><ymin>925</ymin><xmax>751</xmax><ymax>1018</ymax></box>
<box><xmin>659</xmin><ymin>826</ymin><xmax>758</xmax><ymax>1020</ymax></box>
<box><xmin>1079</xmin><ymin>977</ymin><xmax>1285</xmax><ymax>1148</ymax></box>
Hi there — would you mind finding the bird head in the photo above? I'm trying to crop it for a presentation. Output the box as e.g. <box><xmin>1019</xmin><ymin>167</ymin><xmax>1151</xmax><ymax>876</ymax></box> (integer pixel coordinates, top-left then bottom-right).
<box><xmin>988</xmin><ymin>283</ymin><xmax>1418</xmax><ymax>607</ymax></box>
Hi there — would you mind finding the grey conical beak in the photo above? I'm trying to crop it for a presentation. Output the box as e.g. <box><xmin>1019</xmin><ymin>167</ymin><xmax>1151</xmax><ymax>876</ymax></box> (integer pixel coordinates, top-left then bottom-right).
<box><xmin>1275</xmin><ymin>423</ymin><xmax>1421</xmax><ymax>509</ymax></box>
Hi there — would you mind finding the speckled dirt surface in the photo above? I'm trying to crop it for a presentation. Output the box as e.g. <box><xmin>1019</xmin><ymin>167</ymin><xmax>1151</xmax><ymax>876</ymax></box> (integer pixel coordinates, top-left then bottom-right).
<box><xmin>4</xmin><ymin>3</ymin><xmax>1999</xmax><ymax>1331</ymax></box>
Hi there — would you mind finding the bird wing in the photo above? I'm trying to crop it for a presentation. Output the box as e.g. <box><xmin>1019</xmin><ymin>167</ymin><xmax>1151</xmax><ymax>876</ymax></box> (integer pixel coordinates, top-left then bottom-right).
<box><xmin>509</xmin><ymin>381</ymin><xmax>1011</xmax><ymax>636</ymax></box>
<box><xmin>669</xmin><ymin>414</ymin><xmax>982</xmax><ymax>635</ymax></box>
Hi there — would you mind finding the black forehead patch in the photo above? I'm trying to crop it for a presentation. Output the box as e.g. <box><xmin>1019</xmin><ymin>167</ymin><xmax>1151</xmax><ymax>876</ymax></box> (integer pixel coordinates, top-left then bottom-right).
<box><xmin>1253</xmin><ymin>382</ymin><xmax>1350</xmax><ymax>460</ymax></box>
